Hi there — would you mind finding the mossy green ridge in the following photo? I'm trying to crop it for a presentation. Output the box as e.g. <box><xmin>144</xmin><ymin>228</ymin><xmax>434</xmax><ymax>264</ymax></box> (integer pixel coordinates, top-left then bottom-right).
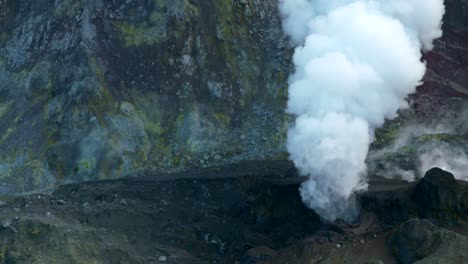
<box><xmin>0</xmin><ymin>0</ymin><xmax>291</xmax><ymax>192</ymax></box>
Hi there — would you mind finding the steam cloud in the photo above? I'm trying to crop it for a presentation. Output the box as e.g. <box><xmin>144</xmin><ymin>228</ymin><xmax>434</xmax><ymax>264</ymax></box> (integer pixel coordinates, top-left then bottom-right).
<box><xmin>367</xmin><ymin>123</ymin><xmax>468</xmax><ymax>182</ymax></box>
<box><xmin>419</xmin><ymin>147</ymin><xmax>468</xmax><ymax>181</ymax></box>
<box><xmin>279</xmin><ymin>0</ymin><xmax>445</xmax><ymax>221</ymax></box>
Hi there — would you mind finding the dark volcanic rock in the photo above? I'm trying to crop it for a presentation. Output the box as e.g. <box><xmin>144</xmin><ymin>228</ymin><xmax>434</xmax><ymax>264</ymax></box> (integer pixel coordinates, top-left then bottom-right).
<box><xmin>0</xmin><ymin>0</ymin><xmax>292</xmax><ymax>193</ymax></box>
<box><xmin>0</xmin><ymin>162</ymin><xmax>319</xmax><ymax>263</ymax></box>
<box><xmin>390</xmin><ymin>219</ymin><xmax>468</xmax><ymax>264</ymax></box>
<box><xmin>360</xmin><ymin>168</ymin><xmax>468</xmax><ymax>225</ymax></box>
<box><xmin>0</xmin><ymin>163</ymin><xmax>463</xmax><ymax>263</ymax></box>
<box><xmin>390</xmin><ymin>219</ymin><xmax>440</xmax><ymax>263</ymax></box>
<box><xmin>413</xmin><ymin>167</ymin><xmax>468</xmax><ymax>221</ymax></box>
<box><xmin>0</xmin><ymin>0</ymin><xmax>466</xmax><ymax>194</ymax></box>
<box><xmin>368</xmin><ymin>0</ymin><xmax>468</xmax><ymax>180</ymax></box>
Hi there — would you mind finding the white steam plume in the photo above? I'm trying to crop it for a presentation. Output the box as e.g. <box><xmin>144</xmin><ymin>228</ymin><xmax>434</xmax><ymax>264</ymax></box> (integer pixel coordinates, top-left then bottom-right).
<box><xmin>419</xmin><ymin>147</ymin><xmax>468</xmax><ymax>181</ymax></box>
<box><xmin>279</xmin><ymin>0</ymin><xmax>445</xmax><ymax>222</ymax></box>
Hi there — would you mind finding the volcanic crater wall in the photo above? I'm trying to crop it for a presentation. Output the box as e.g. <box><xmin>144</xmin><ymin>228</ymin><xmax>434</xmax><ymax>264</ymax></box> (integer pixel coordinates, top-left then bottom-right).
<box><xmin>0</xmin><ymin>0</ymin><xmax>466</xmax><ymax>193</ymax></box>
<box><xmin>0</xmin><ymin>0</ymin><xmax>291</xmax><ymax>192</ymax></box>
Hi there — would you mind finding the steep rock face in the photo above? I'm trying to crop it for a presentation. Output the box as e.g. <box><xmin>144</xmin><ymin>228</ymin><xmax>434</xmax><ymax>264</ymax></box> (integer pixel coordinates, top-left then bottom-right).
<box><xmin>0</xmin><ymin>0</ymin><xmax>291</xmax><ymax>192</ymax></box>
<box><xmin>368</xmin><ymin>0</ymin><xmax>468</xmax><ymax>179</ymax></box>
<box><xmin>0</xmin><ymin>0</ymin><xmax>467</xmax><ymax>192</ymax></box>
<box><xmin>422</xmin><ymin>0</ymin><xmax>468</xmax><ymax>100</ymax></box>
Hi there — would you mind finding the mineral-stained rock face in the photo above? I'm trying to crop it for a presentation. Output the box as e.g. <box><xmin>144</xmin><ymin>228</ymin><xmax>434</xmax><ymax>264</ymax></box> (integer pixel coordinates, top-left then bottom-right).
<box><xmin>0</xmin><ymin>0</ymin><xmax>467</xmax><ymax>192</ymax></box>
<box><xmin>0</xmin><ymin>0</ymin><xmax>291</xmax><ymax>192</ymax></box>
<box><xmin>367</xmin><ymin>0</ymin><xmax>468</xmax><ymax>180</ymax></box>
<box><xmin>420</xmin><ymin>0</ymin><xmax>468</xmax><ymax>101</ymax></box>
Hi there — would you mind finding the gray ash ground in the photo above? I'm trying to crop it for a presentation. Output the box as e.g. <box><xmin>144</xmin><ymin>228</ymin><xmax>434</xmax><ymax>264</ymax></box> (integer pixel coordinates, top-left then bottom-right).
<box><xmin>0</xmin><ymin>161</ymin><xmax>465</xmax><ymax>264</ymax></box>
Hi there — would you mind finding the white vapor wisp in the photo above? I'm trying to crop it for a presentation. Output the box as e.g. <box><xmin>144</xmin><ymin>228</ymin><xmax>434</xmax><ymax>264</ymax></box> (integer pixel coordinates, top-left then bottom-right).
<box><xmin>279</xmin><ymin>0</ymin><xmax>445</xmax><ymax>222</ymax></box>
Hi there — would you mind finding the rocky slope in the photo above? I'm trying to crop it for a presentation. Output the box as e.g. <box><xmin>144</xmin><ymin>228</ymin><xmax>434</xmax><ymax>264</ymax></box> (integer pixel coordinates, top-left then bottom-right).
<box><xmin>0</xmin><ymin>0</ymin><xmax>291</xmax><ymax>192</ymax></box>
<box><xmin>357</xmin><ymin>0</ymin><xmax>468</xmax><ymax>180</ymax></box>
<box><xmin>0</xmin><ymin>1</ymin><xmax>466</xmax><ymax>263</ymax></box>
<box><xmin>0</xmin><ymin>163</ymin><xmax>465</xmax><ymax>264</ymax></box>
<box><xmin>0</xmin><ymin>0</ymin><xmax>466</xmax><ymax>192</ymax></box>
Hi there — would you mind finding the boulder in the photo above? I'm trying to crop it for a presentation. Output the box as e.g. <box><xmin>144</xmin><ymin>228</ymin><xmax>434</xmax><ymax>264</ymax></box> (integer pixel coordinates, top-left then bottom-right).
<box><xmin>390</xmin><ymin>219</ymin><xmax>468</xmax><ymax>264</ymax></box>
<box><xmin>390</xmin><ymin>219</ymin><xmax>440</xmax><ymax>263</ymax></box>
<box><xmin>413</xmin><ymin>167</ymin><xmax>468</xmax><ymax>221</ymax></box>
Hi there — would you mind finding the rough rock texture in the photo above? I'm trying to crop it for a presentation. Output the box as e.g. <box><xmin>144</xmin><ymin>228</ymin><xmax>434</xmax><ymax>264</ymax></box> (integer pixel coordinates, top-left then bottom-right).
<box><xmin>0</xmin><ymin>0</ymin><xmax>291</xmax><ymax>192</ymax></box>
<box><xmin>0</xmin><ymin>0</ymin><xmax>467</xmax><ymax>192</ymax></box>
<box><xmin>0</xmin><ymin>164</ymin><xmax>460</xmax><ymax>264</ymax></box>
<box><xmin>0</xmin><ymin>162</ymin><xmax>320</xmax><ymax>264</ymax></box>
<box><xmin>368</xmin><ymin>0</ymin><xmax>468</xmax><ymax>179</ymax></box>
<box><xmin>360</xmin><ymin>167</ymin><xmax>468</xmax><ymax>225</ymax></box>
<box><xmin>413</xmin><ymin>168</ymin><xmax>468</xmax><ymax>220</ymax></box>
<box><xmin>390</xmin><ymin>219</ymin><xmax>468</xmax><ymax>264</ymax></box>
<box><xmin>0</xmin><ymin>164</ymin><xmax>464</xmax><ymax>264</ymax></box>
<box><xmin>266</xmin><ymin>167</ymin><xmax>468</xmax><ymax>264</ymax></box>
